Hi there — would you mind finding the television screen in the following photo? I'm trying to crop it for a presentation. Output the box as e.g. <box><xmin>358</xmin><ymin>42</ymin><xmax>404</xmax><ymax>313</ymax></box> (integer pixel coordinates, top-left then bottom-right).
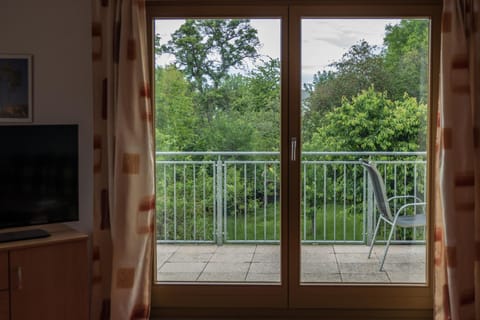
<box><xmin>0</xmin><ymin>125</ymin><xmax>78</xmax><ymax>229</ymax></box>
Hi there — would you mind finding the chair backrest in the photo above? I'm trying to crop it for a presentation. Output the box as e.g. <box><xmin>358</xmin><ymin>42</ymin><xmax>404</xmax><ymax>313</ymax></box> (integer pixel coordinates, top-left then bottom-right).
<box><xmin>359</xmin><ymin>159</ymin><xmax>394</xmax><ymax>221</ymax></box>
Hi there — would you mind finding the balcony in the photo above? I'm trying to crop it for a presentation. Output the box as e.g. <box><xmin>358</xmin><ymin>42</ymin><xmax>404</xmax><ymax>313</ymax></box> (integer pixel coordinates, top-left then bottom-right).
<box><xmin>156</xmin><ymin>151</ymin><xmax>427</xmax><ymax>283</ymax></box>
<box><xmin>157</xmin><ymin>244</ymin><xmax>425</xmax><ymax>283</ymax></box>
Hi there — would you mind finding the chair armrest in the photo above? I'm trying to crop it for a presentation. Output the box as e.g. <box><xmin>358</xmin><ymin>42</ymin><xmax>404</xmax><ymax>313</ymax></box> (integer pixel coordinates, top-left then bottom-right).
<box><xmin>394</xmin><ymin>202</ymin><xmax>426</xmax><ymax>219</ymax></box>
<box><xmin>388</xmin><ymin>195</ymin><xmax>424</xmax><ymax>203</ymax></box>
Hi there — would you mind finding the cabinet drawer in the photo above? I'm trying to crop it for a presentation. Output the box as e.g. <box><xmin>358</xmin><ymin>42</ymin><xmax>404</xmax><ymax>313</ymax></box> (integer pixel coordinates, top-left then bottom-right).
<box><xmin>0</xmin><ymin>290</ymin><xmax>9</xmax><ymax>319</ymax></box>
<box><xmin>0</xmin><ymin>252</ymin><xmax>7</xmax><ymax>290</ymax></box>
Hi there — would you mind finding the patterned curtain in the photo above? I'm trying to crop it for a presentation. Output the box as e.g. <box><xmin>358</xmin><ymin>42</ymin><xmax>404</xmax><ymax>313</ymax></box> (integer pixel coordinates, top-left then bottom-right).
<box><xmin>91</xmin><ymin>0</ymin><xmax>154</xmax><ymax>319</ymax></box>
<box><xmin>435</xmin><ymin>0</ymin><xmax>480</xmax><ymax>319</ymax></box>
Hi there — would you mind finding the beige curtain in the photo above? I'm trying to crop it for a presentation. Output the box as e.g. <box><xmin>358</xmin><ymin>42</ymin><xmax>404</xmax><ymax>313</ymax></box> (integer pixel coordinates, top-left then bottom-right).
<box><xmin>435</xmin><ymin>0</ymin><xmax>480</xmax><ymax>319</ymax></box>
<box><xmin>91</xmin><ymin>0</ymin><xmax>154</xmax><ymax>319</ymax></box>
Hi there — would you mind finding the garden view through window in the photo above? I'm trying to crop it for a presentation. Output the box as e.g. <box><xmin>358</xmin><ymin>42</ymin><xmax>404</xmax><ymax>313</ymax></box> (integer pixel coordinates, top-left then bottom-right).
<box><xmin>154</xmin><ymin>18</ymin><xmax>430</xmax><ymax>284</ymax></box>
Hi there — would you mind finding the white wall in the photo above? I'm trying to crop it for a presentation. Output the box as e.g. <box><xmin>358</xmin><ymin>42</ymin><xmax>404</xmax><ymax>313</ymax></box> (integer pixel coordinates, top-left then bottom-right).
<box><xmin>0</xmin><ymin>0</ymin><xmax>93</xmax><ymax>233</ymax></box>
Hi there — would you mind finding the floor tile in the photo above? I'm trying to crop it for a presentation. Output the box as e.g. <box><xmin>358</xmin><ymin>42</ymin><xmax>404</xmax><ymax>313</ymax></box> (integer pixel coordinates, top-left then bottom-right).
<box><xmin>168</xmin><ymin>252</ymin><xmax>213</xmax><ymax>263</ymax></box>
<box><xmin>252</xmin><ymin>252</ymin><xmax>280</xmax><ymax>263</ymax></box>
<box><xmin>210</xmin><ymin>252</ymin><xmax>254</xmax><ymax>262</ymax></box>
<box><xmin>248</xmin><ymin>262</ymin><xmax>280</xmax><ymax>274</ymax></box>
<box><xmin>254</xmin><ymin>245</ymin><xmax>280</xmax><ymax>254</ymax></box>
<box><xmin>175</xmin><ymin>245</ymin><xmax>217</xmax><ymax>254</ymax></box>
<box><xmin>341</xmin><ymin>272</ymin><xmax>389</xmax><ymax>282</ymax></box>
<box><xmin>301</xmin><ymin>273</ymin><xmax>342</xmax><ymax>282</ymax></box>
<box><xmin>156</xmin><ymin>244</ymin><xmax>426</xmax><ymax>284</ymax></box>
<box><xmin>382</xmin><ymin>262</ymin><xmax>425</xmax><ymax>273</ymax></box>
<box><xmin>246</xmin><ymin>273</ymin><xmax>280</xmax><ymax>282</ymax></box>
<box><xmin>203</xmin><ymin>262</ymin><xmax>250</xmax><ymax>273</ymax></box>
<box><xmin>302</xmin><ymin>262</ymin><xmax>339</xmax><ymax>274</ymax></box>
<box><xmin>197</xmin><ymin>272</ymin><xmax>247</xmax><ymax>282</ymax></box>
<box><xmin>156</xmin><ymin>253</ymin><xmax>174</xmax><ymax>267</ymax></box>
<box><xmin>157</xmin><ymin>272</ymin><xmax>200</xmax><ymax>282</ymax></box>
<box><xmin>159</xmin><ymin>262</ymin><xmax>206</xmax><ymax>273</ymax></box>
<box><xmin>338</xmin><ymin>262</ymin><xmax>382</xmax><ymax>274</ymax></box>
<box><xmin>301</xmin><ymin>245</ymin><xmax>335</xmax><ymax>254</ymax></box>
<box><xmin>215</xmin><ymin>245</ymin><xmax>256</xmax><ymax>253</ymax></box>
<box><xmin>301</xmin><ymin>252</ymin><xmax>337</xmax><ymax>263</ymax></box>
<box><xmin>382</xmin><ymin>253</ymin><xmax>426</xmax><ymax>263</ymax></box>
<box><xmin>335</xmin><ymin>253</ymin><xmax>378</xmax><ymax>264</ymax></box>
<box><xmin>156</xmin><ymin>245</ymin><xmax>178</xmax><ymax>253</ymax></box>
<box><xmin>334</xmin><ymin>245</ymin><xmax>372</xmax><ymax>253</ymax></box>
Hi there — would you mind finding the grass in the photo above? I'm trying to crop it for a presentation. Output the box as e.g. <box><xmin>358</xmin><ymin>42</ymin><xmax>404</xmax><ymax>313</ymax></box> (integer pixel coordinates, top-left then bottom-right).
<box><xmin>225</xmin><ymin>203</ymin><xmax>364</xmax><ymax>242</ymax></box>
<box><xmin>157</xmin><ymin>202</ymin><xmax>426</xmax><ymax>243</ymax></box>
<box><xmin>157</xmin><ymin>203</ymin><xmax>366</xmax><ymax>242</ymax></box>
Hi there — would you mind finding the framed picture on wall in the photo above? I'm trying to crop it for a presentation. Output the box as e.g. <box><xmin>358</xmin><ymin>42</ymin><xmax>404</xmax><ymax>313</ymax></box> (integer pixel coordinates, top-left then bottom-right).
<box><xmin>0</xmin><ymin>54</ymin><xmax>32</xmax><ymax>122</ymax></box>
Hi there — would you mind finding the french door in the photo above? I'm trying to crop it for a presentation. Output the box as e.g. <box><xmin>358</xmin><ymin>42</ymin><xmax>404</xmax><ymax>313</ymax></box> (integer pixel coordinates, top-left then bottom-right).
<box><xmin>148</xmin><ymin>1</ymin><xmax>440</xmax><ymax>315</ymax></box>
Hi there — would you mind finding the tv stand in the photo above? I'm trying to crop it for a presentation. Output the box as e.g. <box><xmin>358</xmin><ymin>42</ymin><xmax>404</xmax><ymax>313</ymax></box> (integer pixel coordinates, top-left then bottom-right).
<box><xmin>0</xmin><ymin>225</ymin><xmax>88</xmax><ymax>319</ymax></box>
<box><xmin>0</xmin><ymin>229</ymin><xmax>50</xmax><ymax>243</ymax></box>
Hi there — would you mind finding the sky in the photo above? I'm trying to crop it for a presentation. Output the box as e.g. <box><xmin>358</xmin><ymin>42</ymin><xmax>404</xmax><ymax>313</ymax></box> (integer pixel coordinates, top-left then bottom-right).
<box><xmin>155</xmin><ymin>18</ymin><xmax>400</xmax><ymax>85</ymax></box>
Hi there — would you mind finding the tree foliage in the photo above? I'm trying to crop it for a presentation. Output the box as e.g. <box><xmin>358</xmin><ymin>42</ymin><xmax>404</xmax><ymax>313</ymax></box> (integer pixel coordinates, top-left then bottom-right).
<box><xmin>383</xmin><ymin>19</ymin><xmax>430</xmax><ymax>103</ymax></box>
<box><xmin>305</xmin><ymin>87</ymin><xmax>427</xmax><ymax>152</ymax></box>
<box><xmin>160</xmin><ymin>19</ymin><xmax>261</xmax><ymax>122</ymax></box>
<box><xmin>154</xmin><ymin>19</ymin><xmax>430</xmax><ymax>241</ymax></box>
<box><xmin>155</xmin><ymin>66</ymin><xmax>200</xmax><ymax>151</ymax></box>
<box><xmin>304</xmin><ymin>41</ymin><xmax>389</xmax><ymax>117</ymax></box>
<box><xmin>156</xmin><ymin>18</ymin><xmax>429</xmax><ymax>154</ymax></box>
<box><xmin>161</xmin><ymin>19</ymin><xmax>261</xmax><ymax>92</ymax></box>
<box><xmin>303</xmin><ymin>20</ymin><xmax>429</xmax><ymax>145</ymax></box>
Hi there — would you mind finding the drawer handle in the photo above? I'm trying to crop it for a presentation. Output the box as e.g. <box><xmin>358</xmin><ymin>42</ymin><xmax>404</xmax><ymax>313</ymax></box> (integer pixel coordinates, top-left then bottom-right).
<box><xmin>15</xmin><ymin>266</ymin><xmax>23</xmax><ymax>290</ymax></box>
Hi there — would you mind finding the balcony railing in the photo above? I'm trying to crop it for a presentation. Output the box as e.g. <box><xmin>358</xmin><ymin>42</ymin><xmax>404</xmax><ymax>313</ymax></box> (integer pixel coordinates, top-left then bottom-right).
<box><xmin>156</xmin><ymin>151</ymin><xmax>427</xmax><ymax>245</ymax></box>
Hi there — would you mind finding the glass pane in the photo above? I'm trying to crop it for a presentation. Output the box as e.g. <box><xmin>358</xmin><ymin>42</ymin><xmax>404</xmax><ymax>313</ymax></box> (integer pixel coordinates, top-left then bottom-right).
<box><xmin>154</xmin><ymin>19</ymin><xmax>281</xmax><ymax>283</ymax></box>
<box><xmin>300</xmin><ymin>19</ymin><xmax>429</xmax><ymax>284</ymax></box>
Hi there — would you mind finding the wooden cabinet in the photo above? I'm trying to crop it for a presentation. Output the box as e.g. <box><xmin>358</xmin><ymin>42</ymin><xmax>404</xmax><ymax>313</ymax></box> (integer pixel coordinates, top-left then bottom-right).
<box><xmin>0</xmin><ymin>225</ymin><xmax>88</xmax><ymax>320</ymax></box>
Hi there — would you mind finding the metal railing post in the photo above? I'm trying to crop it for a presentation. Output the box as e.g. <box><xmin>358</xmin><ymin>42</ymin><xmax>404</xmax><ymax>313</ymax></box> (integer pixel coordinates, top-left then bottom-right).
<box><xmin>366</xmin><ymin>174</ymin><xmax>375</xmax><ymax>246</ymax></box>
<box><xmin>155</xmin><ymin>151</ymin><xmax>426</xmax><ymax>244</ymax></box>
<box><xmin>216</xmin><ymin>157</ymin><xmax>224</xmax><ymax>245</ymax></box>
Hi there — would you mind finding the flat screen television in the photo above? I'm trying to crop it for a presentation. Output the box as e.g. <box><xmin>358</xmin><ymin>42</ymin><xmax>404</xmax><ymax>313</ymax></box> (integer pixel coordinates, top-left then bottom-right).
<box><xmin>0</xmin><ymin>125</ymin><xmax>78</xmax><ymax>242</ymax></box>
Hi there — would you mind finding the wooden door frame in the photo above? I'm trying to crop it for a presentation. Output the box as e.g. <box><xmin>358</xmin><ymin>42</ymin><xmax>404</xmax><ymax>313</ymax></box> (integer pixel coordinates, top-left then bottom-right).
<box><xmin>147</xmin><ymin>0</ymin><xmax>442</xmax><ymax>314</ymax></box>
<box><xmin>287</xmin><ymin>2</ymin><xmax>441</xmax><ymax>310</ymax></box>
<box><xmin>147</xmin><ymin>4</ymin><xmax>290</xmax><ymax>309</ymax></box>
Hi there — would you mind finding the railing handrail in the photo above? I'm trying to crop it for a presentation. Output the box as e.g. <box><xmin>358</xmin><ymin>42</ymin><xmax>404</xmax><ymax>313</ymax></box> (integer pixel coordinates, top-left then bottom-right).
<box><xmin>156</xmin><ymin>151</ymin><xmax>427</xmax><ymax>156</ymax></box>
<box><xmin>155</xmin><ymin>151</ymin><xmax>427</xmax><ymax>244</ymax></box>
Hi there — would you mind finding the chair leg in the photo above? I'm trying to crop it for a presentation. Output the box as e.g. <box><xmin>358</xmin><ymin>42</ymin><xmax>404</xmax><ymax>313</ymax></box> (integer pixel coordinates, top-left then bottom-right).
<box><xmin>379</xmin><ymin>222</ymin><xmax>397</xmax><ymax>271</ymax></box>
<box><xmin>368</xmin><ymin>218</ymin><xmax>383</xmax><ymax>259</ymax></box>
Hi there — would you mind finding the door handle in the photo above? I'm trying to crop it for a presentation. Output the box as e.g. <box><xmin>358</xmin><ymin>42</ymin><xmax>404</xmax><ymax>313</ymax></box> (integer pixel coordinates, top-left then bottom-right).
<box><xmin>291</xmin><ymin>137</ymin><xmax>297</xmax><ymax>161</ymax></box>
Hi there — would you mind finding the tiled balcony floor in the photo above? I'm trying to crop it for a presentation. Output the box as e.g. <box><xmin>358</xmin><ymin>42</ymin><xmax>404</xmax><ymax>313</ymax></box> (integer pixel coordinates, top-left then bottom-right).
<box><xmin>156</xmin><ymin>244</ymin><xmax>426</xmax><ymax>284</ymax></box>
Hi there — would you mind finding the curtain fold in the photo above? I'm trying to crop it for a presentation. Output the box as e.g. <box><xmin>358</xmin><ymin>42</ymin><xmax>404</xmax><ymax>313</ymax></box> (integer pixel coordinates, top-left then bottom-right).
<box><xmin>92</xmin><ymin>0</ymin><xmax>154</xmax><ymax>319</ymax></box>
<box><xmin>435</xmin><ymin>0</ymin><xmax>480</xmax><ymax>319</ymax></box>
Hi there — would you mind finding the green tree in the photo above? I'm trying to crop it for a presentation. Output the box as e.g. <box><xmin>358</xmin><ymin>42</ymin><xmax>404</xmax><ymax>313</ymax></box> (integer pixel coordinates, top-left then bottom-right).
<box><xmin>302</xmin><ymin>41</ymin><xmax>389</xmax><ymax>143</ymax></box>
<box><xmin>161</xmin><ymin>19</ymin><xmax>261</xmax><ymax>92</ymax></box>
<box><xmin>220</xmin><ymin>59</ymin><xmax>281</xmax><ymax>151</ymax></box>
<box><xmin>304</xmin><ymin>40</ymin><xmax>389</xmax><ymax>118</ymax></box>
<box><xmin>383</xmin><ymin>19</ymin><xmax>429</xmax><ymax>103</ymax></box>
<box><xmin>160</xmin><ymin>19</ymin><xmax>261</xmax><ymax>121</ymax></box>
<box><xmin>303</xmin><ymin>87</ymin><xmax>426</xmax><ymax>223</ymax></box>
<box><xmin>302</xmin><ymin>20</ymin><xmax>429</xmax><ymax>145</ymax></box>
<box><xmin>155</xmin><ymin>66</ymin><xmax>201</xmax><ymax>151</ymax></box>
<box><xmin>246</xmin><ymin>58</ymin><xmax>281</xmax><ymax>113</ymax></box>
<box><xmin>305</xmin><ymin>87</ymin><xmax>427</xmax><ymax>152</ymax></box>
<box><xmin>197</xmin><ymin>59</ymin><xmax>281</xmax><ymax>152</ymax></box>
<box><xmin>201</xmin><ymin>110</ymin><xmax>256</xmax><ymax>151</ymax></box>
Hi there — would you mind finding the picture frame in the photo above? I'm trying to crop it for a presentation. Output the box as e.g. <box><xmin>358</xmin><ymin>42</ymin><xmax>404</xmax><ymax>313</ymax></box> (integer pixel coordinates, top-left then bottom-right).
<box><xmin>0</xmin><ymin>54</ymin><xmax>33</xmax><ymax>122</ymax></box>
